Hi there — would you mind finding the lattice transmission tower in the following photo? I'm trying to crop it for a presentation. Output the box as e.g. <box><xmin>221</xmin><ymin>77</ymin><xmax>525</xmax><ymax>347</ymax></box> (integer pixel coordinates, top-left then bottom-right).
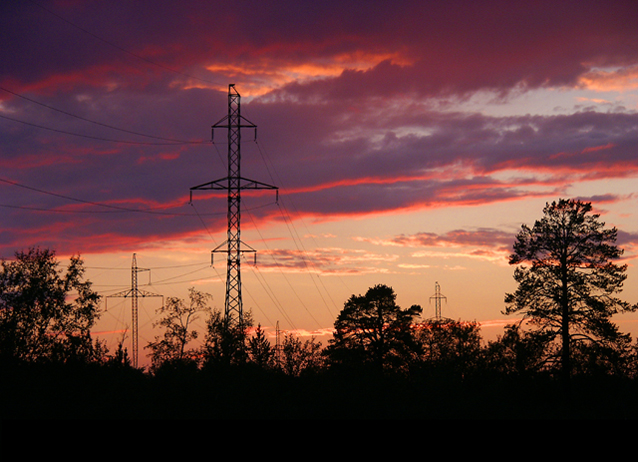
<box><xmin>190</xmin><ymin>84</ymin><xmax>278</xmax><ymax>324</ymax></box>
<box><xmin>429</xmin><ymin>281</ymin><xmax>448</xmax><ymax>321</ymax></box>
<box><xmin>106</xmin><ymin>253</ymin><xmax>163</xmax><ymax>368</ymax></box>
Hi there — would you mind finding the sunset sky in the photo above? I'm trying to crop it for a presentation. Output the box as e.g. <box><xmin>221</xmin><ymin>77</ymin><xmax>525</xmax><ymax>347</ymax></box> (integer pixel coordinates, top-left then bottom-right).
<box><xmin>2</xmin><ymin>0</ymin><xmax>638</xmax><ymax>366</ymax></box>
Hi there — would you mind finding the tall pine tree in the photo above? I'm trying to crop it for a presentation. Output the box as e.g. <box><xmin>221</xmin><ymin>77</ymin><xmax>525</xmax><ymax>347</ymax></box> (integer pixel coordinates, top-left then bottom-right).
<box><xmin>505</xmin><ymin>199</ymin><xmax>635</xmax><ymax>391</ymax></box>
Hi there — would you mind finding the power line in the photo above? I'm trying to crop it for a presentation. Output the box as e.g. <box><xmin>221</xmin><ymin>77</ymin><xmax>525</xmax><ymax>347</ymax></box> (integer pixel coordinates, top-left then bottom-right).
<box><xmin>0</xmin><ymin>113</ymin><xmax>205</xmax><ymax>146</ymax></box>
<box><xmin>244</xmin><ymin>259</ymin><xmax>297</xmax><ymax>330</ymax></box>
<box><xmin>0</xmin><ymin>176</ymin><xmax>276</xmax><ymax>217</ymax></box>
<box><xmin>0</xmin><ymin>176</ymin><xmax>195</xmax><ymax>215</ymax></box>
<box><xmin>254</xmin><ymin>139</ymin><xmax>341</xmax><ymax>314</ymax></box>
<box><xmin>243</xmin><ymin>201</ymin><xmax>319</xmax><ymax>329</ymax></box>
<box><xmin>87</xmin><ymin>261</ymin><xmax>210</xmax><ymax>270</ymax></box>
<box><xmin>140</xmin><ymin>265</ymin><xmax>213</xmax><ymax>286</ymax></box>
<box><xmin>0</xmin><ymin>85</ymin><xmax>208</xmax><ymax>145</ymax></box>
<box><xmin>0</xmin><ymin>202</ymin><xmax>197</xmax><ymax>215</ymax></box>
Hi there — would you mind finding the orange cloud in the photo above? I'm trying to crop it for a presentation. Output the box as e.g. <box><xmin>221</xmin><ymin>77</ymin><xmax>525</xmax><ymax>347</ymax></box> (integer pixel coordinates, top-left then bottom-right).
<box><xmin>578</xmin><ymin>66</ymin><xmax>638</xmax><ymax>92</ymax></box>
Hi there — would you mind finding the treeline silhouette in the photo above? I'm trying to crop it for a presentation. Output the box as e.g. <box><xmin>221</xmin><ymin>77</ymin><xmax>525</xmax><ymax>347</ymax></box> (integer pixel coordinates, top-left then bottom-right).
<box><xmin>2</xmin><ymin>199</ymin><xmax>638</xmax><ymax>419</ymax></box>
<box><xmin>4</xmin><ymin>312</ymin><xmax>638</xmax><ymax>419</ymax></box>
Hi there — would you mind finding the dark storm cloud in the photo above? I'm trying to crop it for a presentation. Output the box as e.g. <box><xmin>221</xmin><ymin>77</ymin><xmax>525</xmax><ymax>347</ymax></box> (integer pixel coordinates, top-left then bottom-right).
<box><xmin>4</xmin><ymin>0</ymin><xmax>638</xmax><ymax>95</ymax></box>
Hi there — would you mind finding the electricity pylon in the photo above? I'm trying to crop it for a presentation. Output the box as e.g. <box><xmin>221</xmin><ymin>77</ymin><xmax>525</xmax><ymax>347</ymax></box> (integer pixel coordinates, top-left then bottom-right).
<box><xmin>429</xmin><ymin>281</ymin><xmax>448</xmax><ymax>321</ymax></box>
<box><xmin>106</xmin><ymin>253</ymin><xmax>163</xmax><ymax>368</ymax></box>
<box><xmin>190</xmin><ymin>84</ymin><xmax>278</xmax><ymax>324</ymax></box>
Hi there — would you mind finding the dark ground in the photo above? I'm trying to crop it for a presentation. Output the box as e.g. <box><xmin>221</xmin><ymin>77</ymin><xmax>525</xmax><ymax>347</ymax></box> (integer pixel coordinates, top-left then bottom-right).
<box><xmin>2</xmin><ymin>362</ymin><xmax>638</xmax><ymax>419</ymax></box>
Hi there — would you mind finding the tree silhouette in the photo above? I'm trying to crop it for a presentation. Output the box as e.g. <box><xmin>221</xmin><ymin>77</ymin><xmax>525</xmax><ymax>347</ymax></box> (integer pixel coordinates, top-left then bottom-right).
<box><xmin>327</xmin><ymin>284</ymin><xmax>422</xmax><ymax>372</ymax></box>
<box><xmin>504</xmin><ymin>199</ymin><xmax>635</xmax><ymax>392</ymax></box>
<box><xmin>414</xmin><ymin>320</ymin><xmax>483</xmax><ymax>376</ymax></box>
<box><xmin>146</xmin><ymin>287</ymin><xmax>211</xmax><ymax>372</ymax></box>
<box><xmin>248</xmin><ymin>324</ymin><xmax>275</xmax><ymax>368</ymax></box>
<box><xmin>484</xmin><ymin>324</ymin><xmax>552</xmax><ymax>377</ymax></box>
<box><xmin>0</xmin><ymin>247</ymin><xmax>102</xmax><ymax>364</ymax></box>
<box><xmin>201</xmin><ymin>309</ymin><xmax>253</xmax><ymax>368</ymax></box>
<box><xmin>106</xmin><ymin>337</ymin><xmax>132</xmax><ymax>369</ymax></box>
<box><xmin>280</xmin><ymin>332</ymin><xmax>323</xmax><ymax>376</ymax></box>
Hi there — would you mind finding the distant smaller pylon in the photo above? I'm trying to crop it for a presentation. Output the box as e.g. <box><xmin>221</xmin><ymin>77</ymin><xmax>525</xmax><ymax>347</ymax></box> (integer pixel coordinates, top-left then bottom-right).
<box><xmin>427</xmin><ymin>281</ymin><xmax>452</xmax><ymax>323</ymax></box>
<box><xmin>106</xmin><ymin>253</ymin><xmax>163</xmax><ymax>368</ymax></box>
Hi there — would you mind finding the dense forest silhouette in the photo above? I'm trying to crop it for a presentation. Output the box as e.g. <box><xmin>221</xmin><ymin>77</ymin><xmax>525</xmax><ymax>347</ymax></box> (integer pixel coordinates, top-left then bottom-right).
<box><xmin>2</xmin><ymin>199</ymin><xmax>638</xmax><ymax>419</ymax></box>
